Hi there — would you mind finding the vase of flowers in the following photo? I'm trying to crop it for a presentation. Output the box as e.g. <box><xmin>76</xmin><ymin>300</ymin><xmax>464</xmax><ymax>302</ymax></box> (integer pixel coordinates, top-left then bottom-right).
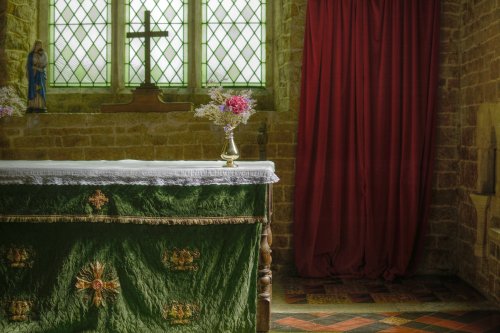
<box><xmin>194</xmin><ymin>87</ymin><xmax>256</xmax><ymax>167</ymax></box>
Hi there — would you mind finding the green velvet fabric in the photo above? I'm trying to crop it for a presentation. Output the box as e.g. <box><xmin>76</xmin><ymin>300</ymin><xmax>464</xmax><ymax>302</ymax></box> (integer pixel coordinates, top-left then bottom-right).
<box><xmin>0</xmin><ymin>223</ymin><xmax>261</xmax><ymax>333</ymax></box>
<box><xmin>0</xmin><ymin>184</ymin><xmax>266</xmax><ymax>220</ymax></box>
<box><xmin>0</xmin><ymin>183</ymin><xmax>268</xmax><ymax>332</ymax></box>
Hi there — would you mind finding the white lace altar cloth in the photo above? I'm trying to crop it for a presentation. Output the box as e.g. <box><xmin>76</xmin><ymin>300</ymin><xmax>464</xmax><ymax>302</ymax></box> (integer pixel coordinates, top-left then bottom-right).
<box><xmin>0</xmin><ymin>160</ymin><xmax>279</xmax><ymax>186</ymax></box>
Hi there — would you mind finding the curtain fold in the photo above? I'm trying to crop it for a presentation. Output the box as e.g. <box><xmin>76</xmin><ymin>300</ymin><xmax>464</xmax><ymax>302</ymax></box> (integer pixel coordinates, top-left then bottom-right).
<box><xmin>294</xmin><ymin>0</ymin><xmax>440</xmax><ymax>279</ymax></box>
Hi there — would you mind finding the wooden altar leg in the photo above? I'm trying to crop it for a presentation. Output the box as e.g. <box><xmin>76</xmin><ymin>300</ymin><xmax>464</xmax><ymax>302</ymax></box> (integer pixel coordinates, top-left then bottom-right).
<box><xmin>257</xmin><ymin>222</ymin><xmax>272</xmax><ymax>333</ymax></box>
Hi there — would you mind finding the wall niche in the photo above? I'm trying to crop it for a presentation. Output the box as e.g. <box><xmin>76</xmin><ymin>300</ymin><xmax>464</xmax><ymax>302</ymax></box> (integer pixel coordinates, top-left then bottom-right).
<box><xmin>470</xmin><ymin>104</ymin><xmax>500</xmax><ymax>262</ymax></box>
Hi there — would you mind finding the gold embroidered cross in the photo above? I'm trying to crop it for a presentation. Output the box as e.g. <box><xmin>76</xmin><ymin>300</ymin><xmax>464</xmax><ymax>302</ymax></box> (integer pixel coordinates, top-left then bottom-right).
<box><xmin>75</xmin><ymin>261</ymin><xmax>120</xmax><ymax>307</ymax></box>
<box><xmin>88</xmin><ymin>190</ymin><xmax>109</xmax><ymax>210</ymax></box>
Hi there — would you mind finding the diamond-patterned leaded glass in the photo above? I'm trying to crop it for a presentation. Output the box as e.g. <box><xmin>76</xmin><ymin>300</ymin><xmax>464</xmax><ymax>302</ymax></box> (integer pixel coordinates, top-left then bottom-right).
<box><xmin>49</xmin><ymin>0</ymin><xmax>111</xmax><ymax>87</ymax></box>
<box><xmin>202</xmin><ymin>0</ymin><xmax>266</xmax><ymax>87</ymax></box>
<box><xmin>126</xmin><ymin>0</ymin><xmax>188</xmax><ymax>87</ymax></box>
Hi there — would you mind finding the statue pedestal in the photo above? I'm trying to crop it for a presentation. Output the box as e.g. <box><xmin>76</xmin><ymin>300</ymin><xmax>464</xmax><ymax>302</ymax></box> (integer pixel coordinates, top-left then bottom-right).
<box><xmin>101</xmin><ymin>86</ymin><xmax>192</xmax><ymax>113</ymax></box>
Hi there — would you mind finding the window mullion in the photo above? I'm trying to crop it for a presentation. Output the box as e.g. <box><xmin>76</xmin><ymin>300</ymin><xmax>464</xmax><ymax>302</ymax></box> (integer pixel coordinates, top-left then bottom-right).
<box><xmin>265</xmin><ymin>0</ymin><xmax>272</xmax><ymax>89</ymax></box>
<box><xmin>112</xmin><ymin>0</ymin><xmax>125</xmax><ymax>91</ymax></box>
<box><xmin>39</xmin><ymin>0</ymin><xmax>50</xmax><ymax>84</ymax></box>
<box><xmin>189</xmin><ymin>0</ymin><xmax>201</xmax><ymax>90</ymax></box>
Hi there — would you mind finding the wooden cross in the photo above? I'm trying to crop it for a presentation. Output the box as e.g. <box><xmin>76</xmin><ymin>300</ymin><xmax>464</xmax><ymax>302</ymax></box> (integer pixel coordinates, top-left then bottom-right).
<box><xmin>127</xmin><ymin>10</ymin><xmax>168</xmax><ymax>89</ymax></box>
<box><xmin>101</xmin><ymin>10</ymin><xmax>192</xmax><ymax>112</ymax></box>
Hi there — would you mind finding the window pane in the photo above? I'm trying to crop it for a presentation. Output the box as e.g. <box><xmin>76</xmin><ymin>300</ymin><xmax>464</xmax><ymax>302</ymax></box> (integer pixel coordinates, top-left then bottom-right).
<box><xmin>126</xmin><ymin>0</ymin><xmax>188</xmax><ymax>87</ymax></box>
<box><xmin>49</xmin><ymin>0</ymin><xmax>111</xmax><ymax>87</ymax></box>
<box><xmin>202</xmin><ymin>0</ymin><xmax>266</xmax><ymax>87</ymax></box>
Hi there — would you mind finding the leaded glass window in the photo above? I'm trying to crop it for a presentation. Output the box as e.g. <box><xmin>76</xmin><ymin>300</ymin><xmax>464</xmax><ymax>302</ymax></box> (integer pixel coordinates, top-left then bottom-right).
<box><xmin>126</xmin><ymin>0</ymin><xmax>188</xmax><ymax>87</ymax></box>
<box><xmin>202</xmin><ymin>0</ymin><xmax>266</xmax><ymax>87</ymax></box>
<box><xmin>49</xmin><ymin>0</ymin><xmax>111</xmax><ymax>87</ymax></box>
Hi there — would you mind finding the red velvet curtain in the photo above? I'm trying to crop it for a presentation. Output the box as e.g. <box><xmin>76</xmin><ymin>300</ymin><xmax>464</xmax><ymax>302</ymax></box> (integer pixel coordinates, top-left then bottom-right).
<box><xmin>294</xmin><ymin>0</ymin><xmax>440</xmax><ymax>279</ymax></box>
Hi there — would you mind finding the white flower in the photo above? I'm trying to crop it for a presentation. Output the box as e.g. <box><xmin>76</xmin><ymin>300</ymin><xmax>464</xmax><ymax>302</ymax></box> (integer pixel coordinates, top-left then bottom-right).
<box><xmin>0</xmin><ymin>87</ymin><xmax>26</xmax><ymax>117</ymax></box>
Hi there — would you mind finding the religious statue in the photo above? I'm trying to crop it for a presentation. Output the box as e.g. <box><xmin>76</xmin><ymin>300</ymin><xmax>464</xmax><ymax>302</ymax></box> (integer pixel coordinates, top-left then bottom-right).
<box><xmin>26</xmin><ymin>40</ymin><xmax>48</xmax><ymax>113</ymax></box>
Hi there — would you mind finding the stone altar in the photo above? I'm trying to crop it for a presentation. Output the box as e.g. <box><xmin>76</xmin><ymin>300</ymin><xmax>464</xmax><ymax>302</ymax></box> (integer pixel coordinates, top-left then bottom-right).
<box><xmin>0</xmin><ymin>160</ymin><xmax>277</xmax><ymax>332</ymax></box>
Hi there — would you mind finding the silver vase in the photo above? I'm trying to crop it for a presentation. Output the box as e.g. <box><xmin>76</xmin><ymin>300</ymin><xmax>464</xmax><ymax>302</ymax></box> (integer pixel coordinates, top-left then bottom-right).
<box><xmin>220</xmin><ymin>130</ymin><xmax>239</xmax><ymax>167</ymax></box>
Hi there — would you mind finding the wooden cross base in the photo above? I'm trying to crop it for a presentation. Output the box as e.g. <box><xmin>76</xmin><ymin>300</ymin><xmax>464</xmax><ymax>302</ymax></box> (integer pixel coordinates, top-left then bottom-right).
<box><xmin>100</xmin><ymin>87</ymin><xmax>192</xmax><ymax>113</ymax></box>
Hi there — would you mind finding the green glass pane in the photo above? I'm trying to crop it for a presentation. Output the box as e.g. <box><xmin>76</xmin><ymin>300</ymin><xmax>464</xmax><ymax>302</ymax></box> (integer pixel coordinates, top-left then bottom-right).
<box><xmin>125</xmin><ymin>0</ymin><xmax>188</xmax><ymax>87</ymax></box>
<box><xmin>202</xmin><ymin>0</ymin><xmax>266</xmax><ymax>87</ymax></box>
<box><xmin>49</xmin><ymin>0</ymin><xmax>111</xmax><ymax>87</ymax></box>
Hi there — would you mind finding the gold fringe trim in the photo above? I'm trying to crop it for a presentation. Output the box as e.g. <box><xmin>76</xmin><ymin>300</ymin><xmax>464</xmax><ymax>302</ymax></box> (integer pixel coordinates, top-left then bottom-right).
<box><xmin>0</xmin><ymin>215</ymin><xmax>267</xmax><ymax>225</ymax></box>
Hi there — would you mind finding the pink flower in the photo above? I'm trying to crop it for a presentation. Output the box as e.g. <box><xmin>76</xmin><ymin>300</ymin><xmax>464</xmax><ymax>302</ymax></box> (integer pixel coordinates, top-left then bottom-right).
<box><xmin>225</xmin><ymin>95</ymin><xmax>249</xmax><ymax>115</ymax></box>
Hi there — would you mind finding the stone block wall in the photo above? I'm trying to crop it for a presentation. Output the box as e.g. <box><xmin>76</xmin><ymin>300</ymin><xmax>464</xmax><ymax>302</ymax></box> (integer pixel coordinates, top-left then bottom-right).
<box><xmin>0</xmin><ymin>112</ymin><xmax>268</xmax><ymax>161</ymax></box>
<box><xmin>456</xmin><ymin>0</ymin><xmax>500</xmax><ymax>303</ymax></box>
<box><xmin>418</xmin><ymin>0</ymin><xmax>462</xmax><ymax>275</ymax></box>
<box><xmin>0</xmin><ymin>0</ymin><xmax>37</xmax><ymax>95</ymax></box>
<box><xmin>273</xmin><ymin>0</ymin><xmax>307</xmax><ymax>114</ymax></box>
<box><xmin>0</xmin><ymin>0</ymin><xmax>6</xmax><ymax>85</ymax></box>
<box><xmin>267</xmin><ymin>0</ymin><xmax>305</xmax><ymax>275</ymax></box>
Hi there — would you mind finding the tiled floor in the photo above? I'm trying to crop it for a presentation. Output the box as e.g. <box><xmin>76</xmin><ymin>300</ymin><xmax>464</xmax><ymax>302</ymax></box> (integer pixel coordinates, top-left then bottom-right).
<box><xmin>270</xmin><ymin>276</ymin><xmax>500</xmax><ymax>332</ymax></box>
<box><xmin>281</xmin><ymin>276</ymin><xmax>485</xmax><ymax>305</ymax></box>
<box><xmin>271</xmin><ymin>311</ymin><xmax>500</xmax><ymax>332</ymax></box>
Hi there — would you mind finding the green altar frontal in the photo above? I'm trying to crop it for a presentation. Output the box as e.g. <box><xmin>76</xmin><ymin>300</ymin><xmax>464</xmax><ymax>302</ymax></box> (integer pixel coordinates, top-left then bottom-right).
<box><xmin>0</xmin><ymin>161</ymin><xmax>278</xmax><ymax>333</ymax></box>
